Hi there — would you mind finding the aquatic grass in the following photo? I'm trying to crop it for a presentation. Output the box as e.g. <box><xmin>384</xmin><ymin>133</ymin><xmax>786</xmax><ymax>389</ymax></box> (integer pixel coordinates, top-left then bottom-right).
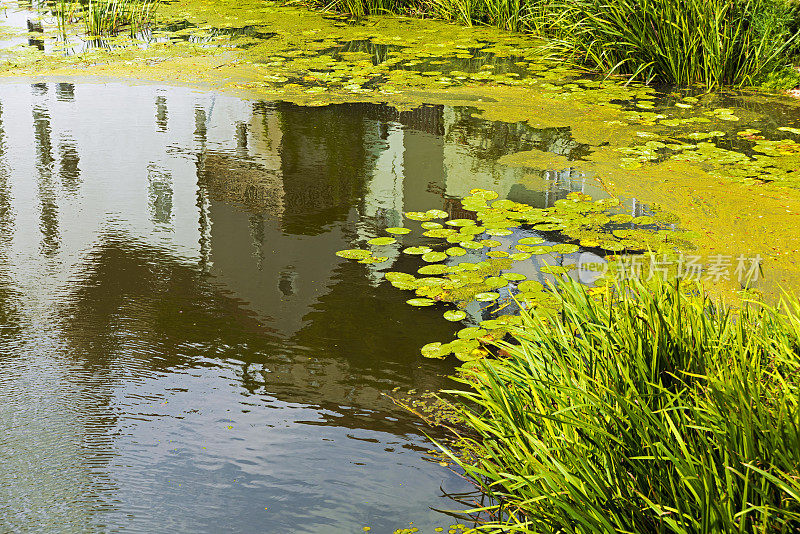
<box><xmin>55</xmin><ymin>0</ymin><xmax>159</xmax><ymax>36</ymax></box>
<box><xmin>84</xmin><ymin>0</ymin><xmax>160</xmax><ymax>36</ymax></box>
<box><xmin>554</xmin><ymin>0</ymin><xmax>800</xmax><ymax>87</ymax></box>
<box><xmin>439</xmin><ymin>276</ymin><xmax>800</xmax><ymax>532</ymax></box>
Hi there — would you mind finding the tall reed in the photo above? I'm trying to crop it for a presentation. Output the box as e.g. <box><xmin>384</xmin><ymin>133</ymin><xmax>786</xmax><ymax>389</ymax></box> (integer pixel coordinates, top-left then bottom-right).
<box><xmin>55</xmin><ymin>0</ymin><xmax>159</xmax><ymax>36</ymax></box>
<box><xmin>439</xmin><ymin>276</ymin><xmax>800</xmax><ymax>532</ymax></box>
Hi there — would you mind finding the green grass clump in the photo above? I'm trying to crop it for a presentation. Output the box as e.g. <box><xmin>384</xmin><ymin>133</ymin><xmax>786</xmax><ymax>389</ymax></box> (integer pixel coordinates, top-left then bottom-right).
<box><xmin>56</xmin><ymin>0</ymin><xmax>159</xmax><ymax>36</ymax></box>
<box><xmin>440</xmin><ymin>277</ymin><xmax>800</xmax><ymax>532</ymax></box>
<box><xmin>548</xmin><ymin>0</ymin><xmax>800</xmax><ymax>87</ymax></box>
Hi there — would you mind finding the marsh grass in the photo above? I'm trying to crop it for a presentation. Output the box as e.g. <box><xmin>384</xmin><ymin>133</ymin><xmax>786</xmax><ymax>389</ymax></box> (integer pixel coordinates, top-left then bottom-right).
<box><xmin>55</xmin><ymin>0</ymin><xmax>159</xmax><ymax>36</ymax></box>
<box><xmin>438</xmin><ymin>277</ymin><xmax>800</xmax><ymax>532</ymax></box>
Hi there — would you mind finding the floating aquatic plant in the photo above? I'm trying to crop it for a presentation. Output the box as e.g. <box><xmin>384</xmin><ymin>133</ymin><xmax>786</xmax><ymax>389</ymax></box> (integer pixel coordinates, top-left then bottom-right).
<box><xmin>336</xmin><ymin>188</ymin><xmax>693</xmax><ymax>361</ymax></box>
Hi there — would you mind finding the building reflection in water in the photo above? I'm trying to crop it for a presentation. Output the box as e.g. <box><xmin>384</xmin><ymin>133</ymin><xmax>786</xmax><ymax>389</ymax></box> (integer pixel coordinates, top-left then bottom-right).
<box><xmin>0</xmin><ymin>81</ymin><xmax>612</xmax><ymax>531</ymax></box>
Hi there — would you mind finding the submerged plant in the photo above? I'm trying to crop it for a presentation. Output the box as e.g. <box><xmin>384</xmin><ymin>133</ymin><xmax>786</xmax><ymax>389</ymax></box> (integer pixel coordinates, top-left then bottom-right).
<box><xmin>437</xmin><ymin>276</ymin><xmax>800</xmax><ymax>532</ymax></box>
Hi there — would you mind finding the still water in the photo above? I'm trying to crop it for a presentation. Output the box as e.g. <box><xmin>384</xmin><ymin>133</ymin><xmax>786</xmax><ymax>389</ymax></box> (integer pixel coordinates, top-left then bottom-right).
<box><xmin>0</xmin><ymin>81</ymin><xmax>593</xmax><ymax>532</ymax></box>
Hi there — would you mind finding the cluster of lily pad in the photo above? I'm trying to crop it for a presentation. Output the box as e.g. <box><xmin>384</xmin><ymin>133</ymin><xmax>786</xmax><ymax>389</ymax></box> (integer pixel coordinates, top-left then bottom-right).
<box><xmin>617</xmin><ymin>122</ymin><xmax>800</xmax><ymax>184</ymax></box>
<box><xmin>337</xmin><ymin>188</ymin><xmax>693</xmax><ymax>362</ymax></box>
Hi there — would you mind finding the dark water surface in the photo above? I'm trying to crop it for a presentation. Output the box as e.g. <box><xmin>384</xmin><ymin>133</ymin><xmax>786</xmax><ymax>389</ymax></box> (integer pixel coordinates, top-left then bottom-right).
<box><xmin>0</xmin><ymin>81</ymin><xmax>594</xmax><ymax>533</ymax></box>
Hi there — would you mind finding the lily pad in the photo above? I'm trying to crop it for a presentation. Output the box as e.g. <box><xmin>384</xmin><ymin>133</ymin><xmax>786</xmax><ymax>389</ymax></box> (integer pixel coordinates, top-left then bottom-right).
<box><xmin>425</xmin><ymin>209</ymin><xmax>449</xmax><ymax>219</ymax></box>
<box><xmin>421</xmin><ymin>221</ymin><xmax>443</xmax><ymax>230</ymax></box>
<box><xmin>385</xmin><ymin>271</ymin><xmax>415</xmax><ymax>282</ymax></box>
<box><xmin>443</xmin><ymin>310</ymin><xmax>467</xmax><ymax>322</ymax></box>
<box><xmin>446</xmin><ymin>218</ymin><xmax>477</xmax><ymax>227</ymax></box>
<box><xmin>518</xmin><ymin>280</ymin><xmax>543</xmax><ymax>292</ymax></box>
<box><xmin>422</xmin><ymin>251</ymin><xmax>448</xmax><ymax>262</ymax></box>
<box><xmin>403</xmin><ymin>246</ymin><xmax>433</xmax><ymax>255</ymax></box>
<box><xmin>486</xmin><ymin>251</ymin><xmax>510</xmax><ymax>258</ymax></box>
<box><xmin>405</xmin><ymin>211</ymin><xmax>432</xmax><ymax>221</ymax></box>
<box><xmin>336</xmin><ymin>249</ymin><xmax>372</xmax><ymax>260</ymax></box>
<box><xmin>486</xmin><ymin>228</ymin><xmax>513</xmax><ymax>236</ymax></box>
<box><xmin>385</xmin><ymin>227</ymin><xmax>411</xmax><ymax>235</ymax></box>
<box><xmin>418</xmin><ymin>264</ymin><xmax>449</xmax><ymax>275</ymax></box>
<box><xmin>552</xmin><ymin>243</ymin><xmax>579</xmax><ymax>254</ymax></box>
<box><xmin>359</xmin><ymin>256</ymin><xmax>388</xmax><ymax>264</ymax></box>
<box><xmin>518</xmin><ymin>236</ymin><xmax>545</xmax><ymax>245</ymax></box>
<box><xmin>368</xmin><ymin>237</ymin><xmax>397</xmax><ymax>246</ymax></box>
<box><xmin>475</xmin><ymin>292</ymin><xmax>500</xmax><ymax>302</ymax></box>
<box><xmin>421</xmin><ymin>342</ymin><xmax>447</xmax><ymax>359</ymax></box>
<box><xmin>446</xmin><ymin>247</ymin><xmax>466</xmax><ymax>256</ymax></box>
<box><xmin>407</xmin><ymin>298</ymin><xmax>436</xmax><ymax>306</ymax></box>
<box><xmin>501</xmin><ymin>272</ymin><xmax>527</xmax><ymax>281</ymax></box>
<box><xmin>457</xmin><ymin>326</ymin><xmax>488</xmax><ymax>339</ymax></box>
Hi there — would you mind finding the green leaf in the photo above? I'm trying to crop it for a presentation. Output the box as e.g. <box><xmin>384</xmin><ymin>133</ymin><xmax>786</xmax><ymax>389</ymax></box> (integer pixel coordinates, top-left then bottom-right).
<box><xmin>444</xmin><ymin>310</ymin><xmax>467</xmax><ymax>321</ymax></box>
<box><xmin>336</xmin><ymin>249</ymin><xmax>372</xmax><ymax>260</ymax></box>
<box><xmin>407</xmin><ymin>298</ymin><xmax>435</xmax><ymax>306</ymax></box>
<box><xmin>368</xmin><ymin>237</ymin><xmax>397</xmax><ymax>246</ymax></box>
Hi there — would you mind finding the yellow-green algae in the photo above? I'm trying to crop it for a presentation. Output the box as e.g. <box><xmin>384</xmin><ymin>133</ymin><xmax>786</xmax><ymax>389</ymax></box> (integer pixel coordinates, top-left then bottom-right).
<box><xmin>3</xmin><ymin>0</ymin><xmax>800</xmax><ymax>300</ymax></box>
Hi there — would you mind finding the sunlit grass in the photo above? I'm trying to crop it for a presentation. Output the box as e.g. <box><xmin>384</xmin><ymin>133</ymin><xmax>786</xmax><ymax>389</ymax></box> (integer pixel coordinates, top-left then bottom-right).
<box><xmin>55</xmin><ymin>0</ymin><xmax>159</xmax><ymax>37</ymax></box>
<box><xmin>438</xmin><ymin>276</ymin><xmax>800</xmax><ymax>532</ymax></box>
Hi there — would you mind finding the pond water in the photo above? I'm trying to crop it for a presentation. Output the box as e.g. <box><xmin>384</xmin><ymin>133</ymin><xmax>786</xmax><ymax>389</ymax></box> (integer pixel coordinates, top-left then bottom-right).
<box><xmin>0</xmin><ymin>81</ymin><xmax>600</xmax><ymax>532</ymax></box>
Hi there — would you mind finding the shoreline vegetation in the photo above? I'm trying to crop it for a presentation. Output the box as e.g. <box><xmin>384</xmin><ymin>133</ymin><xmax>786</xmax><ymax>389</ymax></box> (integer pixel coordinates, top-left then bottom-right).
<box><xmin>432</xmin><ymin>276</ymin><xmax>800</xmax><ymax>532</ymax></box>
<box><xmin>299</xmin><ymin>0</ymin><xmax>800</xmax><ymax>89</ymax></box>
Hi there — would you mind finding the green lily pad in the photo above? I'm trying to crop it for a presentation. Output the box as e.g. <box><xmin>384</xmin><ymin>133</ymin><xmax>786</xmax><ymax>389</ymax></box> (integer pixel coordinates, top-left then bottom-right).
<box><xmin>405</xmin><ymin>211</ymin><xmax>432</xmax><ymax>221</ymax></box>
<box><xmin>461</xmin><ymin>241</ymin><xmax>484</xmax><ymax>250</ymax></box>
<box><xmin>486</xmin><ymin>251</ymin><xmax>510</xmax><ymax>258</ymax></box>
<box><xmin>421</xmin><ymin>221</ymin><xmax>443</xmax><ymax>230</ymax></box>
<box><xmin>501</xmin><ymin>272</ymin><xmax>527</xmax><ymax>281</ymax></box>
<box><xmin>336</xmin><ymin>249</ymin><xmax>372</xmax><ymax>260</ymax></box>
<box><xmin>481</xmin><ymin>239</ymin><xmax>502</xmax><ymax>248</ymax></box>
<box><xmin>385</xmin><ymin>227</ymin><xmax>411</xmax><ymax>235</ymax></box>
<box><xmin>443</xmin><ymin>310</ymin><xmax>467</xmax><ymax>322</ymax></box>
<box><xmin>486</xmin><ymin>228</ymin><xmax>513</xmax><ymax>236</ymax></box>
<box><xmin>601</xmin><ymin>241</ymin><xmax>625</xmax><ymax>251</ymax></box>
<box><xmin>424</xmin><ymin>228</ymin><xmax>457</xmax><ymax>238</ymax></box>
<box><xmin>359</xmin><ymin>256</ymin><xmax>388</xmax><ymax>264</ymax></box>
<box><xmin>446</xmin><ymin>247</ymin><xmax>466</xmax><ymax>256</ymax></box>
<box><xmin>421</xmin><ymin>342</ymin><xmax>447</xmax><ymax>359</ymax></box>
<box><xmin>446</xmin><ymin>219</ymin><xmax>477</xmax><ymax>227</ymax></box>
<box><xmin>407</xmin><ymin>298</ymin><xmax>436</xmax><ymax>306</ymax></box>
<box><xmin>459</xmin><ymin>225</ymin><xmax>486</xmax><ymax>236</ymax></box>
<box><xmin>425</xmin><ymin>209</ymin><xmax>449</xmax><ymax>219</ymax></box>
<box><xmin>457</xmin><ymin>327</ymin><xmax>487</xmax><ymax>339</ymax></box>
<box><xmin>518</xmin><ymin>236</ymin><xmax>545</xmax><ymax>245</ymax></box>
<box><xmin>485</xmin><ymin>276</ymin><xmax>509</xmax><ymax>289</ymax></box>
<box><xmin>509</xmin><ymin>252</ymin><xmax>532</xmax><ymax>261</ymax></box>
<box><xmin>518</xmin><ymin>280</ymin><xmax>543</xmax><ymax>292</ymax></box>
<box><xmin>418</xmin><ymin>264</ymin><xmax>449</xmax><ymax>275</ymax></box>
<box><xmin>368</xmin><ymin>237</ymin><xmax>397</xmax><ymax>246</ymax></box>
<box><xmin>552</xmin><ymin>243</ymin><xmax>579</xmax><ymax>254</ymax></box>
<box><xmin>385</xmin><ymin>272</ymin><xmax>415</xmax><ymax>283</ymax></box>
<box><xmin>422</xmin><ymin>251</ymin><xmax>448</xmax><ymax>262</ymax></box>
<box><xmin>475</xmin><ymin>292</ymin><xmax>500</xmax><ymax>302</ymax></box>
<box><xmin>403</xmin><ymin>246</ymin><xmax>433</xmax><ymax>255</ymax></box>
